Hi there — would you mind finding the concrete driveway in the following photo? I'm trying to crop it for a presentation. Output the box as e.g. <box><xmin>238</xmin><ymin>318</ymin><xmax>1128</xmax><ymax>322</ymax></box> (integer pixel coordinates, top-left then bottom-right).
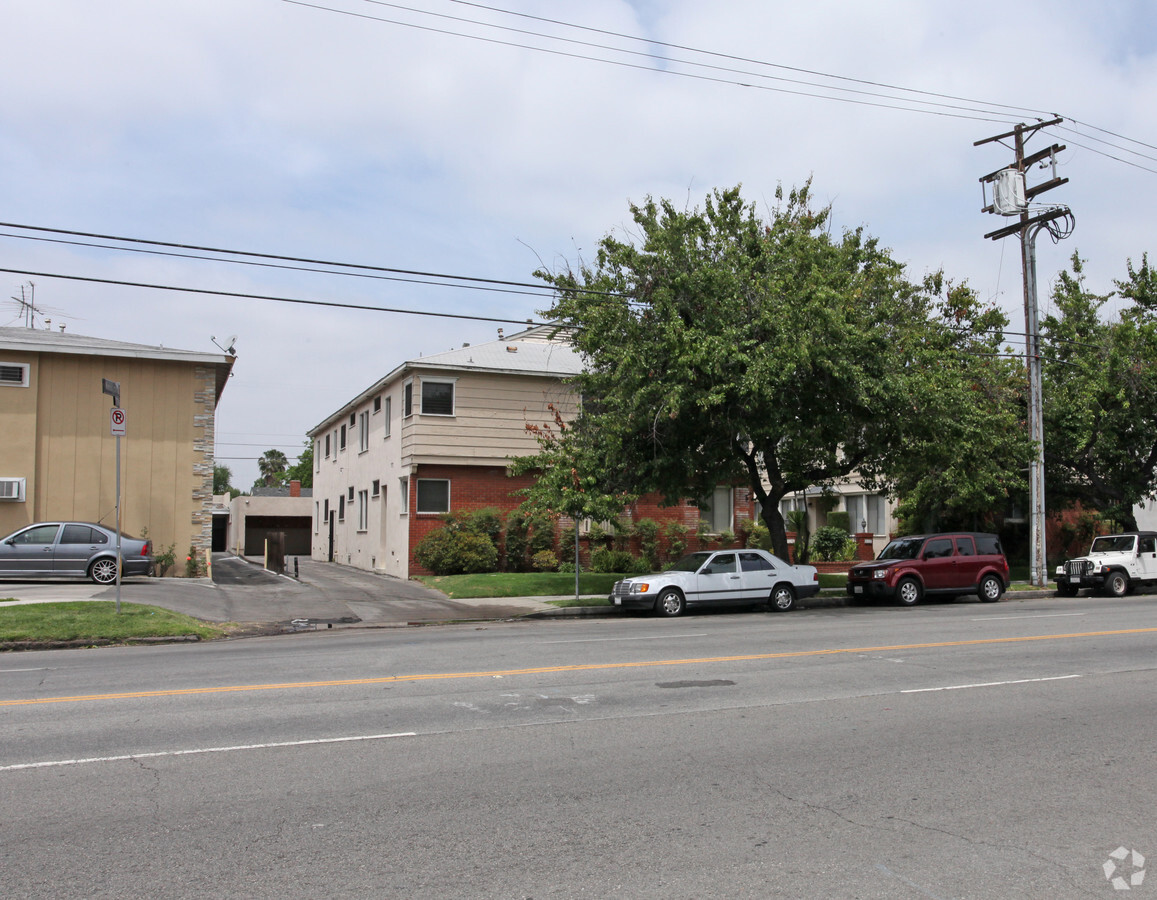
<box><xmin>0</xmin><ymin>554</ymin><xmax>558</xmax><ymax>628</ymax></box>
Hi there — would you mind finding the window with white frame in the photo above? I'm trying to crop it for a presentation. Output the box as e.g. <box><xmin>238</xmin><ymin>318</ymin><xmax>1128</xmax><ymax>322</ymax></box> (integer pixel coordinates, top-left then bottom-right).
<box><xmin>373</xmin><ymin>395</ymin><xmax>381</xmax><ymax>414</ymax></box>
<box><xmin>416</xmin><ymin>479</ymin><xmax>450</xmax><ymax>514</ymax></box>
<box><xmin>698</xmin><ymin>485</ymin><xmax>733</xmax><ymax>533</ymax></box>
<box><xmin>348</xmin><ymin>486</ymin><xmax>354</xmax><ymax>503</ymax></box>
<box><xmin>420</xmin><ymin>379</ymin><xmax>455</xmax><ymax>416</ymax></box>
<box><xmin>338</xmin><ymin>494</ymin><xmax>345</xmax><ymax>522</ymax></box>
<box><xmin>324</xmin><ymin>434</ymin><xmax>331</xmax><ymax>458</ymax></box>
<box><xmin>0</xmin><ymin>362</ymin><xmax>30</xmax><ymax>387</ymax></box>
<box><xmin>371</xmin><ymin>479</ymin><xmax>380</xmax><ymax>497</ymax></box>
<box><xmin>358</xmin><ymin>410</ymin><xmax>369</xmax><ymax>452</ymax></box>
<box><xmin>314</xmin><ymin>502</ymin><xmax>319</xmax><ymax>532</ymax></box>
<box><xmin>399</xmin><ymin>477</ymin><xmax>409</xmax><ymax>513</ymax></box>
<box><xmin>339</xmin><ymin>424</ymin><xmax>346</xmax><ymax>451</ymax></box>
<box><xmin>357</xmin><ymin>490</ymin><xmax>369</xmax><ymax>531</ymax></box>
<box><xmin>403</xmin><ymin>380</ymin><xmax>413</xmax><ymax>417</ymax></box>
<box><xmin>383</xmin><ymin>396</ymin><xmax>392</xmax><ymax>438</ymax></box>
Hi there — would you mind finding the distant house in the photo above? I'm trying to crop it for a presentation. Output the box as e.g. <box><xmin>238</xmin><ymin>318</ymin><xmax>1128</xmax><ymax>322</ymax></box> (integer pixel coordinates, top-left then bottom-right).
<box><xmin>308</xmin><ymin>327</ymin><xmax>755</xmax><ymax>577</ymax></box>
<box><xmin>0</xmin><ymin>326</ymin><xmax>234</xmax><ymax>569</ymax></box>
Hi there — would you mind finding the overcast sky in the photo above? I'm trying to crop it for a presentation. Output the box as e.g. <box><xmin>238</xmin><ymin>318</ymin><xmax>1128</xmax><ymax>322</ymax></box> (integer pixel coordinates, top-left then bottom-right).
<box><xmin>3</xmin><ymin>1</ymin><xmax>1155</xmax><ymax>489</ymax></box>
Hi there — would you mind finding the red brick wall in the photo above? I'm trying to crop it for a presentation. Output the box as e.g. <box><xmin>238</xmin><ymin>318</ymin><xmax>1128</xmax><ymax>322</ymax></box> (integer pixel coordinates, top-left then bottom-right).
<box><xmin>406</xmin><ymin>471</ymin><xmax>758</xmax><ymax>575</ymax></box>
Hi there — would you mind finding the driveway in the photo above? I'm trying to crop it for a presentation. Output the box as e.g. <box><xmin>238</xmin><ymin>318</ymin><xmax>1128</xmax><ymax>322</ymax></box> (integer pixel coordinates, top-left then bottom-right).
<box><xmin>0</xmin><ymin>555</ymin><xmax>557</xmax><ymax>628</ymax></box>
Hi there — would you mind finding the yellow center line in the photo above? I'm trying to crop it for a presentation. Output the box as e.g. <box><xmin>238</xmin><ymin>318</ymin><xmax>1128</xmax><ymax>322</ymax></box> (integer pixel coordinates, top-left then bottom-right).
<box><xmin>3</xmin><ymin>626</ymin><xmax>1155</xmax><ymax>707</ymax></box>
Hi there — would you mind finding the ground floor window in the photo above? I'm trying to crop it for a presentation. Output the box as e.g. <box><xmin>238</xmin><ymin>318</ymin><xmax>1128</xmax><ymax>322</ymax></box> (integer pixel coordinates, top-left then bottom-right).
<box><xmin>416</xmin><ymin>478</ymin><xmax>450</xmax><ymax>514</ymax></box>
<box><xmin>358</xmin><ymin>490</ymin><xmax>369</xmax><ymax>531</ymax></box>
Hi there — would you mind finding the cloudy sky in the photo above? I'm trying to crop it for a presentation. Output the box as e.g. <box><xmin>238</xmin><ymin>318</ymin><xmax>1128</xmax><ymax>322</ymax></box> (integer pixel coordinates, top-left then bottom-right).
<box><xmin>3</xmin><ymin>1</ymin><xmax>1155</xmax><ymax>489</ymax></box>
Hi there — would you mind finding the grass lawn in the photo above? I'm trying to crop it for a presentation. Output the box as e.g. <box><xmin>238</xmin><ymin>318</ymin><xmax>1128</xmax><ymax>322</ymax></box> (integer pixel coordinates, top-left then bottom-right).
<box><xmin>0</xmin><ymin>601</ymin><xmax>226</xmax><ymax>643</ymax></box>
<box><xmin>417</xmin><ymin>571</ymin><xmax>623</xmax><ymax>599</ymax></box>
<box><xmin>418</xmin><ymin>570</ymin><xmax>850</xmax><ymax>599</ymax></box>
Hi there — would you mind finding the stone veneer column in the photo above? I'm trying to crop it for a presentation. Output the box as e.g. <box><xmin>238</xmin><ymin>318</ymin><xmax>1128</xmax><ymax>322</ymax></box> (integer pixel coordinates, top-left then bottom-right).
<box><xmin>190</xmin><ymin>365</ymin><xmax>217</xmax><ymax>563</ymax></box>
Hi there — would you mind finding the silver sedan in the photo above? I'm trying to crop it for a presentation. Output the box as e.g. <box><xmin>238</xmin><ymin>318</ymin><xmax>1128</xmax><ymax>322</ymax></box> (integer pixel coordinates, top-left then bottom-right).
<box><xmin>0</xmin><ymin>522</ymin><xmax>153</xmax><ymax>584</ymax></box>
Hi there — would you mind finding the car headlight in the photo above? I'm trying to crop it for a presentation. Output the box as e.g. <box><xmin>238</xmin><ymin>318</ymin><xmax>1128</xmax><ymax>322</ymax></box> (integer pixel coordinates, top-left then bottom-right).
<box><xmin>873</xmin><ymin>570</ymin><xmax>888</xmax><ymax>579</ymax></box>
<box><xmin>635</xmin><ymin>583</ymin><xmax>650</xmax><ymax>593</ymax></box>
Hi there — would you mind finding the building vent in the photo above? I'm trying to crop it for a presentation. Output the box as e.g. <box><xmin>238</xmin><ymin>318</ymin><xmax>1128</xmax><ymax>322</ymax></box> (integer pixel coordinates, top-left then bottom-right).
<box><xmin>0</xmin><ymin>363</ymin><xmax>29</xmax><ymax>386</ymax></box>
<box><xmin>0</xmin><ymin>477</ymin><xmax>26</xmax><ymax>501</ymax></box>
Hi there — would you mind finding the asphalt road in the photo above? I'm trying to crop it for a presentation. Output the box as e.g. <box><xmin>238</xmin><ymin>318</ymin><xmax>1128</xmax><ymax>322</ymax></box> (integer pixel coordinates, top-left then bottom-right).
<box><xmin>3</xmin><ymin>590</ymin><xmax>1155</xmax><ymax>898</ymax></box>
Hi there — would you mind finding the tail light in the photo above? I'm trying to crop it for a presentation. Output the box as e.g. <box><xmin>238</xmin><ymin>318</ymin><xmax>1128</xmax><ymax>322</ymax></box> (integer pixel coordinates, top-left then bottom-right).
<box><xmin>142</xmin><ymin>541</ymin><xmax>151</xmax><ymax>557</ymax></box>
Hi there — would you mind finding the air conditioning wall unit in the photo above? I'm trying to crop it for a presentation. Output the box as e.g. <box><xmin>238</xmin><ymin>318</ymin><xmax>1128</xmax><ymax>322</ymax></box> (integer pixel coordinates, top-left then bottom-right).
<box><xmin>0</xmin><ymin>477</ymin><xmax>26</xmax><ymax>501</ymax></box>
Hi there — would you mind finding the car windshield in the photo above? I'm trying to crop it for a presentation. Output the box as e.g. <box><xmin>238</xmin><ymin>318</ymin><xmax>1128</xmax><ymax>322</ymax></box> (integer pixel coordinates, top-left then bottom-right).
<box><xmin>1091</xmin><ymin>535</ymin><xmax>1136</xmax><ymax>554</ymax></box>
<box><xmin>669</xmin><ymin>552</ymin><xmax>712</xmax><ymax>573</ymax></box>
<box><xmin>878</xmin><ymin>537</ymin><xmax>924</xmax><ymax>560</ymax></box>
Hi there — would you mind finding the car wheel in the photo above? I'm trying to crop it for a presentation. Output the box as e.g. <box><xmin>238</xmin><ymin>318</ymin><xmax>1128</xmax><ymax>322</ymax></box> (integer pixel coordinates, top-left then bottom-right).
<box><xmin>1105</xmin><ymin>571</ymin><xmax>1129</xmax><ymax>598</ymax></box>
<box><xmin>89</xmin><ymin>558</ymin><xmax>118</xmax><ymax>585</ymax></box>
<box><xmin>897</xmin><ymin>577</ymin><xmax>922</xmax><ymax>606</ymax></box>
<box><xmin>1056</xmin><ymin>583</ymin><xmax>1079</xmax><ymax>597</ymax></box>
<box><xmin>655</xmin><ymin>588</ymin><xmax>686</xmax><ymax>617</ymax></box>
<box><xmin>769</xmin><ymin>584</ymin><xmax>796</xmax><ymax>612</ymax></box>
<box><xmin>979</xmin><ymin>574</ymin><xmax>1003</xmax><ymax>603</ymax></box>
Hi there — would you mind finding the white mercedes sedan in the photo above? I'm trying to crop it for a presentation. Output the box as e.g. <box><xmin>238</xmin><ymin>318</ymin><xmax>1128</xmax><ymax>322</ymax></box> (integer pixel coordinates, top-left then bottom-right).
<box><xmin>609</xmin><ymin>548</ymin><xmax>820</xmax><ymax>617</ymax></box>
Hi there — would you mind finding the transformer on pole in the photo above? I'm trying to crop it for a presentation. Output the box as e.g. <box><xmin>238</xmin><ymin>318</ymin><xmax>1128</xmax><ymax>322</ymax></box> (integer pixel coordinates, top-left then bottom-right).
<box><xmin>975</xmin><ymin>118</ymin><xmax>1075</xmax><ymax>587</ymax></box>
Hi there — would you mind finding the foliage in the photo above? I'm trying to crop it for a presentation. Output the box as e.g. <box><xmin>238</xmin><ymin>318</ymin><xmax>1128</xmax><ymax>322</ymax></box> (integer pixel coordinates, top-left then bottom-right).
<box><xmin>535</xmin><ymin>183</ymin><xmax>1018</xmax><ymax>560</ymax></box>
<box><xmin>254</xmin><ymin>449</ymin><xmax>288</xmax><ymax>489</ymax></box>
<box><xmin>528</xmin><ymin>513</ymin><xmax>556</xmax><ymax>556</ymax></box>
<box><xmin>827</xmin><ymin>511</ymin><xmax>851</xmax><ymax>533</ymax></box>
<box><xmin>786</xmin><ymin>509</ymin><xmax>811</xmax><ymax>564</ymax></box>
<box><xmin>284</xmin><ymin>441</ymin><xmax>314</xmax><ymax>489</ymax></box>
<box><xmin>509</xmin><ymin>402</ymin><xmax>637</xmax><ymax>546</ymax></box>
<box><xmin>589</xmin><ymin>547</ymin><xmax>636</xmax><ymax>573</ymax></box>
<box><xmin>153</xmin><ymin>543</ymin><xmax>177</xmax><ymax>577</ymax></box>
<box><xmin>531</xmin><ymin>549</ymin><xmax>559</xmax><ymax>572</ymax></box>
<box><xmin>661</xmin><ymin>522</ymin><xmax>689</xmax><ymax>561</ymax></box>
<box><xmin>746</xmin><ymin>520</ymin><xmax>772</xmax><ymax>550</ymax></box>
<box><xmin>505</xmin><ymin>511</ymin><xmax>530</xmax><ymax>572</ymax></box>
<box><xmin>716</xmin><ymin>529</ymin><xmax>736</xmax><ymax>546</ymax></box>
<box><xmin>634</xmin><ymin>518</ymin><xmax>661</xmax><ymax>569</ymax></box>
<box><xmin>185</xmin><ymin>545</ymin><xmax>203</xmax><ymax>578</ymax></box>
<box><xmin>213</xmin><ymin>465</ymin><xmax>233</xmax><ymax>494</ymax></box>
<box><xmin>414</xmin><ymin>528</ymin><xmax>498</xmax><ymax>575</ymax></box>
<box><xmin>811</xmin><ymin>525</ymin><xmax>856</xmax><ymax>562</ymax></box>
<box><xmin>1041</xmin><ymin>252</ymin><xmax>1157</xmax><ymax>530</ymax></box>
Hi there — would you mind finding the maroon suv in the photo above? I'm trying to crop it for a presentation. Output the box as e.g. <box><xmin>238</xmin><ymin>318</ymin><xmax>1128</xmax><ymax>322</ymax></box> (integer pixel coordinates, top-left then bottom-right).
<box><xmin>846</xmin><ymin>532</ymin><xmax>1009</xmax><ymax>605</ymax></box>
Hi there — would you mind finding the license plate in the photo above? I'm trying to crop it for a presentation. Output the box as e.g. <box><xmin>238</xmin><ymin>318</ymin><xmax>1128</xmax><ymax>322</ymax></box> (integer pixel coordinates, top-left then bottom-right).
<box><xmin>612</xmin><ymin>596</ymin><xmax>621</xmax><ymax>606</ymax></box>
<box><xmin>1070</xmin><ymin>576</ymin><xmax>1081</xmax><ymax>584</ymax></box>
<box><xmin>853</xmin><ymin>585</ymin><xmax>863</xmax><ymax>594</ymax></box>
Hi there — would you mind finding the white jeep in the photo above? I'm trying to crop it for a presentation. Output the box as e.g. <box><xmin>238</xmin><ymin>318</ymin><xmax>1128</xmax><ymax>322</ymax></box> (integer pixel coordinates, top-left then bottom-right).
<box><xmin>1055</xmin><ymin>532</ymin><xmax>1157</xmax><ymax>597</ymax></box>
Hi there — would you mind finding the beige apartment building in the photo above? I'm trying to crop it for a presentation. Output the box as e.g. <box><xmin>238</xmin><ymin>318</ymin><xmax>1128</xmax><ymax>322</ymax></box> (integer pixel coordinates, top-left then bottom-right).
<box><xmin>0</xmin><ymin>326</ymin><xmax>234</xmax><ymax>566</ymax></box>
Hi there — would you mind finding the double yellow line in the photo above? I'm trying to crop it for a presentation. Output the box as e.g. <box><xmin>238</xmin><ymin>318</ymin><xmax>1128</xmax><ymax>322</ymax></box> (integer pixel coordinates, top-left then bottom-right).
<box><xmin>4</xmin><ymin>626</ymin><xmax>1156</xmax><ymax>707</ymax></box>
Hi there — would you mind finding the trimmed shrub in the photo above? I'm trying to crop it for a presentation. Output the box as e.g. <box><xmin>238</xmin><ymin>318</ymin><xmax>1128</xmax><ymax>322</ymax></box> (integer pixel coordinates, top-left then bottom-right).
<box><xmin>634</xmin><ymin>518</ymin><xmax>660</xmax><ymax>569</ymax></box>
<box><xmin>589</xmin><ymin>548</ymin><xmax>635</xmax><ymax>573</ymax></box>
<box><xmin>811</xmin><ymin>525</ymin><xmax>856</xmax><ymax>562</ymax></box>
<box><xmin>531</xmin><ymin>549</ymin><xmax>559</xmax><ymax>572</ymax></box>
<box><xmin>662</xmin><ymin>522</ymin><xmax>689</xmax><ymax>561</ymax></box>
<box><xmin>414</xmin><ymin>528</ymin><xmax>498</xmax><ymax>575</ymax></box>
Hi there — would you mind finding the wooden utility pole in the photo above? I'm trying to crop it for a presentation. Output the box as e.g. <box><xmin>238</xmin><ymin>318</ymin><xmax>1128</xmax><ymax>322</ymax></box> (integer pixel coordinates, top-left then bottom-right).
<box><xmin>975</xmin><ymin>118</ymin><xmax>1073</xmax><ymax>587</ymax></box>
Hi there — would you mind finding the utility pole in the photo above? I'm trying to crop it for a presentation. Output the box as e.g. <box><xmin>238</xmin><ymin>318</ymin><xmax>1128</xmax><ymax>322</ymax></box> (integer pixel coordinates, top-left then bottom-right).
<box><xmin>975</xmin><ymin>118</ymin><xmax>1074</xmax><ymax>587</ymax></box>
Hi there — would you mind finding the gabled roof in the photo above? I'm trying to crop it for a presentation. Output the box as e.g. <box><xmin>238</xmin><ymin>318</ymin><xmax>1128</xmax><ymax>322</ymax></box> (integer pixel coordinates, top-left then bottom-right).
<box><xmin>308</xmin><ymin>330</ymin><xmax>581</xmax><ymax>435</ymax></box>
<box><xmin>0</xmin><ymin>326</ymin><xmax>235</xmax><ymax>400</ymax></box>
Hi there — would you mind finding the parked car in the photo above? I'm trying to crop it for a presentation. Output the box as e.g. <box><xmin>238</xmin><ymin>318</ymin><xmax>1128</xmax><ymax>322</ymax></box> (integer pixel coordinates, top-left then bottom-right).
<box><xmin>846</xmin><ymin>532</ymin><xmax>1008</xmax><ymax>605</ymax></box>
<box><xmin>609</xmin><ymin>548</ymin><xmax>820</xmax><ymax>617</ymax></box>
<box><xmin>0</xmin><ymin>522</ymin><xmax>153</xmax><ymax>584</ymax></box>
<box><xmin>1054</xmin><ymin>532</ymin><xmax>1157</xmax><ymax>597</ymax></box>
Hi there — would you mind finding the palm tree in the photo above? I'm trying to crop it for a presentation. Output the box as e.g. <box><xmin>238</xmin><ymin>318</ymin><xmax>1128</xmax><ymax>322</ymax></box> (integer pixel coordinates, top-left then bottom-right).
<box><xmin>257</xmin><ymin>449</ymin><xmax>288</xmax><ymax>487</ymax></box>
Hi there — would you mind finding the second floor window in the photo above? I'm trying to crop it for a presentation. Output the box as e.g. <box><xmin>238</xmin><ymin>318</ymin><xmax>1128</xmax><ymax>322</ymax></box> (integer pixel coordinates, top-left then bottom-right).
<box><xmin>421</xmin><ymin>380</ymin><xmax>454</xmax><ymax>415</ymax></box>
<box><xmin>358</xmin><ymin>411</ymin><xmax>369</xmax><ymax>452</ymax></box>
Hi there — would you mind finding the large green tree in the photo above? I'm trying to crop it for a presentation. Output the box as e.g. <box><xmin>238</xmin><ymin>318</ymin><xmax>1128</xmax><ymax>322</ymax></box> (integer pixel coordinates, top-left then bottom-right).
<box><xmin>1041</xmin><ymin>253</ymin><xmax>1157</xmax><ymax>529</ymax></box>
<box><xmin>536</xmin><ymin>184</ymin><xmax>1020</xmax><ymax>558</ymax></box>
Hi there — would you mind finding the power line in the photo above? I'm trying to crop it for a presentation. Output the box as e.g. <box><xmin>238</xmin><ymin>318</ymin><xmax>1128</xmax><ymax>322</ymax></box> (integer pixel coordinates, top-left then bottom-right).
<box><xmin>0</xmin><ymin>220</ymin><xmax>557</xmax><ymax>295</ymax></box>
<box><xmin>280</xmin><ymin>1</ymin><xmax>1153</xmax><ymax>173</ymax></box>
<box><xmin>0</xmin><ymin>267</ymin><xmax>550</xmax><ymax>327</ymax></box>
<box><xmin>284</xmin><ymin>0</ymin><xmax>1017</xmax><ymax>124</ymax></box>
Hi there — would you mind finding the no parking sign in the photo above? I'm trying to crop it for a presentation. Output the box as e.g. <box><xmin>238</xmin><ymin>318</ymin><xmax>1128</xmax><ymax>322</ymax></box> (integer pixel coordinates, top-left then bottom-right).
<box><xmin>110</xmin><ymin>407</ymin><xmax>127</xmax><ymax>436</ymax></box>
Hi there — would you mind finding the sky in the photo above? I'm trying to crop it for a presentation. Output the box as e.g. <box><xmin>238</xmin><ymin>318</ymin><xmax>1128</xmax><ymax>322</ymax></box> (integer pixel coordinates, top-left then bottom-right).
<box><xmin>2</xmin><ymin>0</ymin><xmax>1156</xmax><ymax>490</ymax></box>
